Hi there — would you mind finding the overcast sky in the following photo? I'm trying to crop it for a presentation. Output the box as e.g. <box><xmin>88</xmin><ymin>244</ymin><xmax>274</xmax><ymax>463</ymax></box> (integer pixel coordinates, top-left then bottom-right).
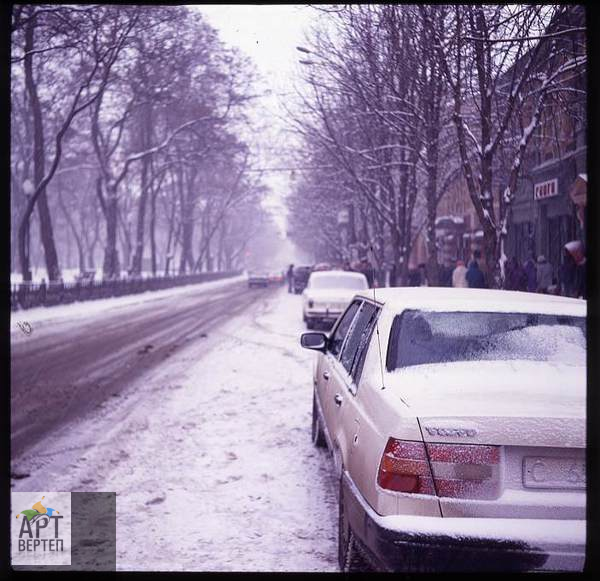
<box><xmin>192</xmin><ymin>5</ymin><xmax>319</xmax><ymax>233</ymax></box>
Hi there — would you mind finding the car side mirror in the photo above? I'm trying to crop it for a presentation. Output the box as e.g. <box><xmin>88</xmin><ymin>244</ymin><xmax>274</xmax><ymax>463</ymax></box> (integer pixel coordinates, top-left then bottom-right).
<box><xmin>300</xmin><ymin>332</ymin><xmax>327</xmax><ymax>352</ymax></box>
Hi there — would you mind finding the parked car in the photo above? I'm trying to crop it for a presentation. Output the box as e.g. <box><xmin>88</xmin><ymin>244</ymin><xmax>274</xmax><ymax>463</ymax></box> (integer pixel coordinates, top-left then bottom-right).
<box><xmin>313</xmin><ymin>262</ymin><xmax>332</xmax><ymax>272</ymax></box>
<box><xmin>268</xmin><ymin>271</ymin><xmax>285</xmax><ymax>285</ymax></box>
<box><xmin>302</xmin><ymin>270</ymin><xmax>369</xmax><ymax>329</ymax></box>
<box><xmin>293</xmin><ymin>265</ymin><xmax>312</xmax><ymax>294</ymax></box>
<box><xmin>247</xmin><ymin>271</ymin><xmax>269</xmax><ymax>288</ymax></box>
<box><xmin>300</xmin><ymin>287</ymin><xmax>586</xmax><ymax>572</ymax></box>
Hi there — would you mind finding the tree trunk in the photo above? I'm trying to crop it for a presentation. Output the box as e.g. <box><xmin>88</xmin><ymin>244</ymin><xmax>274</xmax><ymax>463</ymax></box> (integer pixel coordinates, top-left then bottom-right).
<box><xmin>150</xmin><ymin>184</ymin><xmax>157</xmax><ymax>276</ymax></box>
<box><xmin>178</xmin><ymin>167</ymin><xmax>196</xmax><ymax>274</ymax></box>
<box><xmin>425</xmin><ymin>144</ymin><xmax>440</xmax><ymax>286</ymax></box>
<box><xmin>131</xmin><ymin>103</ymin><xmax>152</xmax><ymax>275</ymax></box>
<box><xmin>88</xmin><ymin>213</ymin><xmax>100</xmax><ymax>270</ymax></box>
<box><xmin>57</xmin><ymin>187</ymin><xmax>85</xmax><ymax>273</ymax></box>
<box><xmin>102</xmin><ymin>188</ymin><xmax>120</xmax><ymax>279</ymax></box>
<box><xmin>21</xmin><ymin>9</ymin><xmax>61</xmax><ymax>282</ymax></box>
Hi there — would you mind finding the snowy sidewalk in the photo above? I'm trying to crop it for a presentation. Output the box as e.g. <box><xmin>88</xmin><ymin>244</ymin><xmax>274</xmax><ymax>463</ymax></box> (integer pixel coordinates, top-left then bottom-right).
<box><xmin>22</xmin><ymin>288</ymin><xmax>339</xmax><ymax>571</ymax></box>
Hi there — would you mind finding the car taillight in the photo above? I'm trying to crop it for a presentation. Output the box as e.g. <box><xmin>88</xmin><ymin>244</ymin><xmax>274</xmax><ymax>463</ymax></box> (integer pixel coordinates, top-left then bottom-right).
<box><xmin>308</xmin><ymin>300</ymin><xmax>314</xmax><ymax>308</ymax></box>
<box><xmin>426</xmin><ymin>442</ymin><xmax>500</xmax><ymax>500</ymax></box>
<box><xmin>377</xmin><ymin>438</ymin><xmax>435</xmax><ymax>494</ymax></box>
<box><xmin>377</xmin><ymin>438</ymin><xmax>500</xmax><ymax>500</ymax></box>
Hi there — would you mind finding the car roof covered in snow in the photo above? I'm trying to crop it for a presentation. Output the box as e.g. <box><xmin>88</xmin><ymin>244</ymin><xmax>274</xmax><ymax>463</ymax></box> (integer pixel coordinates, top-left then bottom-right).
<box><xmin>309</xmin><ymin>270</ymin><xmax>367</xmax><ymax>280</ymax></box>
<box><xmin>354</xmin><ymin>287</ymin><xmax>586</xmax><ymax>317</ymax></box>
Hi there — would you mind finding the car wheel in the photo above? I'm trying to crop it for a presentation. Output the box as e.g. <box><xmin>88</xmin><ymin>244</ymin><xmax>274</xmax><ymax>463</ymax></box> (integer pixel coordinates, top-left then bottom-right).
<box><xmin>311</xmin><ymin>392</ymin><xmax>327</xmax><ymax>448</ymax></box>
<box><xmin>338</xmin><ymin>476</ymin><xmax>371</xmax><ymax>572</ymax></box>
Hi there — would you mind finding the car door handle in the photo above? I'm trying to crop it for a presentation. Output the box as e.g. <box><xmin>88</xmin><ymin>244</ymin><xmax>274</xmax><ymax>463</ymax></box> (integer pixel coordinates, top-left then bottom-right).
<box><xmin>334</xmin><ymin>393</ymin><xmax>343</xmax><ymax>406</ymax></box>
<box><xmin>322</xmin><ymin>371</ymin><xmax>330</xmax><ymax>381</ymax></box>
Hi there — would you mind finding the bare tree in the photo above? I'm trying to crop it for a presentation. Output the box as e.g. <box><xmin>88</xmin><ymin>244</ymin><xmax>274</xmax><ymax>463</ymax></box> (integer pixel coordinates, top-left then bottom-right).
<box><xmin>421</xmin><ymin>4</ymin><xmax>586</xmax><ymax>286</ymax></box>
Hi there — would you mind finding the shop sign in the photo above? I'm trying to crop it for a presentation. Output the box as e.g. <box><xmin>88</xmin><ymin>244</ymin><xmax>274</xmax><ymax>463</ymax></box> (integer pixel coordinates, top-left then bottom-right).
<box><xmin>534</xmin><ymin>178</ymin><xmax>558</xmax><ymax>201</ymax></box>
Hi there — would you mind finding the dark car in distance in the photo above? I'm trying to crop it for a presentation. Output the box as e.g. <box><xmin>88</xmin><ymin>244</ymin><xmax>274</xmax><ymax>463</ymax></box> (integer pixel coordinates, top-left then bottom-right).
<box><xmin>293</xmin><ymin>265</ymin><xmax>312</xmax><ymax>294</ymax></box>
<box><xmin>247</xmin><ymin>271</ymin><xmax>270</xmax><ymax>288</ymax></box>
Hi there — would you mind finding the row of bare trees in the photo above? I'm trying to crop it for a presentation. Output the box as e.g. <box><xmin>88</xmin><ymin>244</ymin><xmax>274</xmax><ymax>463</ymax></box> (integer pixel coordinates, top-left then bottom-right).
<box><xmin>11</xmin><ymin>5</ymin><xmax>274</xmax><ymax>282</ymax></box>
<box><xmin>287</xmin><ymin>4</ymin><xmax>585</xmax><ymax>287</ymax></box>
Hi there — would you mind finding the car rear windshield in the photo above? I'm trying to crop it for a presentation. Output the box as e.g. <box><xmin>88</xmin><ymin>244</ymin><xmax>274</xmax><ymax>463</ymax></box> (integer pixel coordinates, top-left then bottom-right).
<box><xmin>310</xmin><ymin>275</ymin><xmax>367</xmax><ymax>290</ymax></box>
<box><xmin>387</xmin><ymin>310</ymin><xmax>586</xmax><ymax>370</ymax></box>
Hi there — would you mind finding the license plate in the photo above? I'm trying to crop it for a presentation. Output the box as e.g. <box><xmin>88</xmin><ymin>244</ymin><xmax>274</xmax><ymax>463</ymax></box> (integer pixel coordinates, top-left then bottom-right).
<box><xmin>523</xmin><ymin>456</ymin><xmax>586</xmax><ymax>490</ymax></box>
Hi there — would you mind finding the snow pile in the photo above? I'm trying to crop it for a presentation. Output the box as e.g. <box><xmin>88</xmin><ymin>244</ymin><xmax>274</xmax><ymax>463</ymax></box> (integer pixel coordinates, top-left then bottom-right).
<box><xmin>11</xmin><ymin>274</ymin><xmax>246</xmax><ymax>332</ymax></box>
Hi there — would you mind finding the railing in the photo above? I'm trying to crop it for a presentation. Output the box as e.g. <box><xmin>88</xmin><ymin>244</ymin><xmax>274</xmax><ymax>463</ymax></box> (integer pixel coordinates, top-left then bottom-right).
<box><xmin>10</xmin><ymin>271</ymin><xmax>242</xmax><ymax>311</ymax></box>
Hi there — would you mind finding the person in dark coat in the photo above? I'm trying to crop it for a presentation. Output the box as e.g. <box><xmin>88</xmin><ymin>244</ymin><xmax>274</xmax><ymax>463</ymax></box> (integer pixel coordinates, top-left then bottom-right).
<box><xmin>575</xmin><ymin>259</ymin><xmax>586</xmax><ymax>299</ymax></box>
<box><xmin>504</xmin><ymin>257</ymin><xmax>516</xmax><ymax>290</ymax></box>
<box><xmin>523</xmin><ymin>252</ymin><xmax>537</xmax><ymax>293</ymax></box>
<box><xmin>359</xmin><ymin>258</ymin><xmax>374</xmax><ymax>287</ymax></box>
<box><xmin>566</xmin><ymin>241</ymin><xmax>586</xmax><ymax>299</ymax></box>
<box><xmin>560</xmin><ymin>248</ymin><xmax>577</xmax><ymax>297</ymax></box>
<box><xmin>505</xmin><ymin>256</ymin><xmax>527</xmax><ymax>291</ymax></box>
<box><xmin>439</xmin><ymin>262</ymin><xmax>453</xmax><ymax>287</ymax></box>
<box><xmin>286</xmin><ymin>264</ymin><xmax>294</xmax><ymax>293</ymax></box>
<box><xmin>466</xmin><ymin>260</ymin><xmax>486</xmax><ymax>288</ymax></box>
<box><xmin>536</xmin><ymin>255</ymin><xmax>553</xmax><ymax>294</ymax></box>
<box><xmin>515</xmin><ymin>259</ymin><xmax>528</xmax><ymax>291</ymax></box>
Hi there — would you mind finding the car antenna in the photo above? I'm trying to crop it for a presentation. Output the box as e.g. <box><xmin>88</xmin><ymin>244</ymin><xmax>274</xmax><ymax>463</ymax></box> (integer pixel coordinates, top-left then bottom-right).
<box><xmin>367</xmin><ymin>244</ymin><xmax>386</xmax><ymax>390</ymax></box>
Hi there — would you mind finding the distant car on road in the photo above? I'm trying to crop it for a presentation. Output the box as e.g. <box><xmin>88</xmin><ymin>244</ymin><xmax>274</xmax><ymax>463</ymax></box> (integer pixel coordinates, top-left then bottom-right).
<box><xmin>268</xmin><ymin>271</ymin><xmax>285</xmax><ymax>286</ymax></box>
<box><xmin>300</xmin><ymin>288</ymin><xmax>586</xmax><ymax>573</ymax></box>
<box><xmin>313</xmin><ymin>262</ymin><xmax>332</xmax><ymax>272</ymax></box>
<box><xmin>293</xmin><ymin>265</ymin><xmax>312</xmax><ymax>294</ymax></box>
<box><xmin>302</xmin><ymin>270</ymin><xmax>369</xmax><ymax>329</ymax></box>
<box><xmin>247</xmin><ymin>271</ymin><xmax>269</xmax><ymax>288</ymax></box>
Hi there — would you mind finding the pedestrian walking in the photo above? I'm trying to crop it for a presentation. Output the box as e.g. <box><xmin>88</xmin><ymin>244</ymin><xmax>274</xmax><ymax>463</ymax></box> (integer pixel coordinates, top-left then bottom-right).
<box><xmin>515</xmin><ymin>259</ymin><xmax>528</xmax><ymax>291</ymax></box>
<box><xmin>524</xmin><ymin>252</ymin><xmax>537</xmax><ymax>293</ymax></box>
<box><xmin>564</xmin><ymin>240</ymin><xmax>586</xmax><ymax>299</ymax></box>
<box><xmin>452</xmin><ymin>259</ymin><xmax>468</xmax><ymax>288</ymax></box>
<box><xmin>505</xmin><ymin>256</ymin><xmax>527</xmax><ymax>291</ymax></box>
<box><xmin>360</xmin><ymin>258</ymin><xmax>374</xmax><ymax>287</ymax></box>
<box><xmin>286</xmin><ymin>263</ymin><xmax>294</xmax><ymax>293</ymax></box>
<box><xmin>418</xmin><ymin>263</ymin><xmax>428</xmax><ymax>287</ymax></box>
<box><xmin>536</xmin><ymin>255</ymin><xmax>553</xmax><ymax>294</ymax></box>
<box><xmin>473</xmin><ymin>249</ymin><xmax>486</xmax><ymax>276</ymax></box>
<box><xmin>466</xmin><ymin>260</ymin><xmax>486</xmax><ymax>289</ymax></box>
<box><xmin>575</xmin><ymin>258</ymin><xmax>586</xmax><ymax>299</ymax></box>
<box><xmin>560</xmin><ymin>247</ymin><xmax>577</xmax><ymax>297</ymax></box>
<box><xmin>439</xmin><ymin>262</ymin><xmax>453</xmax><ymax>287</ymax></box>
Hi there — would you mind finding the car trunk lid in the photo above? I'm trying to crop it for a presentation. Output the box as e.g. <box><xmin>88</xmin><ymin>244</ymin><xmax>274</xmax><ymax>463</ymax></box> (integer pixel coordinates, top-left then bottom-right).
<box><xmin>386</xmin><ymin>360</ymin><xmax>585</xmax><ymax>519</ymax></box>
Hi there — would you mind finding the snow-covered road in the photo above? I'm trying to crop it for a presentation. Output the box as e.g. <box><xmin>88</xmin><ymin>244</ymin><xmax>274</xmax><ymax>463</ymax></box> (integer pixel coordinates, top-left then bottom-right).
<box><xmin>12</xmin><ymin>285</ymin><xmax>339</xmax><ymax>571</ymax></box>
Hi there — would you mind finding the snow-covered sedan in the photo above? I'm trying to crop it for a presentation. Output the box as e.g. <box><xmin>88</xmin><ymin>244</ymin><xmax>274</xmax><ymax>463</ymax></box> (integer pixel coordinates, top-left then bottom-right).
<box><xmin>300</xmin><ymin>288</ymin><xmax>586</xmax><ymax>572</ymax></box>
<box><xmin>302</xmin><ymin>270</ymin><xmax>369</xmax><ymax>329</ymax></box>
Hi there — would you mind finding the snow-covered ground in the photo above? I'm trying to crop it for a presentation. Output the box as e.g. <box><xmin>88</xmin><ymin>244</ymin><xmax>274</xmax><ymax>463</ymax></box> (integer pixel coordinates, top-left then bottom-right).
<box><xmin>12</xmin><ymin>288</ymin><xmax>339</xmax><ymax>571</ymax></box>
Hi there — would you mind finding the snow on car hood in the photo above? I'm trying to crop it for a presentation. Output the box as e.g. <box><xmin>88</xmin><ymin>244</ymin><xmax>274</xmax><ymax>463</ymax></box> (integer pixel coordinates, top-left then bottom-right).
<box><xmin>386</xmin><ymin>360</ymin><xmax>585</xmax><ymax>447</ymax></box>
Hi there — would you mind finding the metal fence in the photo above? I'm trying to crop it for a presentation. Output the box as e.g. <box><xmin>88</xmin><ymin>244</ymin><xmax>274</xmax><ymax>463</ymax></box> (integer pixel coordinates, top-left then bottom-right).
<box><xmin>10</xmin><ymin>271</ymin><xmax>242</xmax><ymax>311</ymax></box>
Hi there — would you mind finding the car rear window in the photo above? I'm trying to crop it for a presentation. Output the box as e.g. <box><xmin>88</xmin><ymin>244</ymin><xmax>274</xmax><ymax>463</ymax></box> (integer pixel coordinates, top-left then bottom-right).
<box><xmin>387</xmin><ymin>310</ymin><xmax>586</xmax><ymax>370</ymax></box>
<box><xmin>310</xmin><ymin>274</ymin><xmax>367</xmax><ymax>290</ymax></box>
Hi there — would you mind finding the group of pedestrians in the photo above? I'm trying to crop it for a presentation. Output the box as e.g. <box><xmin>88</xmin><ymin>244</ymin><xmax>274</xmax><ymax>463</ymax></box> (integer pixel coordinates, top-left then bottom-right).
<box><xmin>449</xmin><ymin>241</ymin><xmax>586</xmax><ymax>298</ymax></box>
<box><xmin>450</xmin><ymin>250</ymin><xmax>487</xmax><ymax>289</ymax></box>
